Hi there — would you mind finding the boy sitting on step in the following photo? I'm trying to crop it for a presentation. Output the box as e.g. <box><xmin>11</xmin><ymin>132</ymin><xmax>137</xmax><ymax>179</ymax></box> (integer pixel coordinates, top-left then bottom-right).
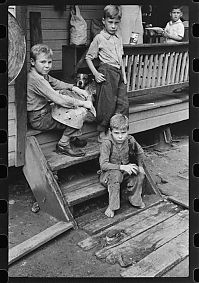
<box><xmin>27</xmin><ymin>44</ymin><xmax>95</xmax><ymax>157</ymax></box>
<box><xmin>99</xmin><ymin>114</ymin><xmax>146</xmax><ymax>218</ymax></box>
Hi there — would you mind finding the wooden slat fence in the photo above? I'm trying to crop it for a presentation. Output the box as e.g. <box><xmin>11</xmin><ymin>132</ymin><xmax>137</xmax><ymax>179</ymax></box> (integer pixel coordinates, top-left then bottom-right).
<box><xmin>123</xmin><ymin>43</ymin><xmax>189</xmax><ymax>97</ymax></box>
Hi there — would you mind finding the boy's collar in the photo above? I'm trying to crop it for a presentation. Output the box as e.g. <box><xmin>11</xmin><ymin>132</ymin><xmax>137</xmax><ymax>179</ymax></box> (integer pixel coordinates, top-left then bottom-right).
<box><xmin>169</xmin><ymin>19</ymin><xmax>182</xmax><ymax>25</ymax></box>
<box><xmin>101</xmin><ymin>29</ymin><xmax>120</xmax><ymax>39</ymax></box>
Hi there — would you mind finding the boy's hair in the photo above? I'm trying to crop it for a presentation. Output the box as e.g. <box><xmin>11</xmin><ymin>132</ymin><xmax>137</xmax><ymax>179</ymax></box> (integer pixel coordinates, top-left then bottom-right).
<box><xmin>170</xmin><ymin>5</ymin><xmax>183</xmax><ymax>13</ymax></box>
<box><xmin>110</xmin><ymin>114</ymin><xmax>129</xmax><ymax>131</ymax></box>
<box><xmin>30</xmin><ymin>44</ymin><xmax>53</xmax><ymax>61</ymax></box>
<box><xmin>103</xmin><ymin>5</ymin><xmax>122</xmax><ymax>20</ymax></box>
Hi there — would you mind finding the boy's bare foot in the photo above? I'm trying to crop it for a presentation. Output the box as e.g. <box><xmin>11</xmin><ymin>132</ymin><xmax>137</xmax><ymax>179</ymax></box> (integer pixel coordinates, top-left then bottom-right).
<box><xmin>105</xmin><ymin>207</ymin><xmax>114</xmax><ymax>218</ymax></box>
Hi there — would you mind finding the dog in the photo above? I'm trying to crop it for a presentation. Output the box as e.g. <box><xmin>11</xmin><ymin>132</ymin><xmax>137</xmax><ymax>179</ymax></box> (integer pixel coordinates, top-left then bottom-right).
<box><xmin>75</xmin><ymin>73</ymin><xmax>96</xmax><ymax>102</ymax></box>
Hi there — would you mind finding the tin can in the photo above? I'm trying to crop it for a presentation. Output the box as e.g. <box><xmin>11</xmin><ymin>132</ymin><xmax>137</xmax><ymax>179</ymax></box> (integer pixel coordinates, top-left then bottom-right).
<box><xmin>129</xmin><ymin>32</ymin><xmax>139</xmax><ymax>45</ymax></box>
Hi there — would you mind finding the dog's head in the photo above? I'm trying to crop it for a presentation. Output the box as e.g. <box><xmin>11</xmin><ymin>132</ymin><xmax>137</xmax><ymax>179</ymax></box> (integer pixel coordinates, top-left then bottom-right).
<box><xmin>75</xmin><ymin>73</ymin><xmax>93</xmax><ymax>89</ymax></box>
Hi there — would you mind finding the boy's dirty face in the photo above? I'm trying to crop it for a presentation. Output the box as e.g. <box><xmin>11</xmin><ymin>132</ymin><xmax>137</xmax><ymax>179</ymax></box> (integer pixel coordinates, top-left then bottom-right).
<box><xmin>31</xmin><ymin>53</ymin><xmax>52</xmax><ymax>76</ymax></box>
<box><xmin>102</xmin><ymin>17</ymin><xmax>120</xmax><ymax>35</ymax></box>
<box><xmin>111</xmin><ymin>128</ymin><xmax>128</xmax><ymax>144</ymax></box>
<box><xmin>170</xmin><ymin>9</ymin><xmax>182</xmax><ymax>22</ymax></box>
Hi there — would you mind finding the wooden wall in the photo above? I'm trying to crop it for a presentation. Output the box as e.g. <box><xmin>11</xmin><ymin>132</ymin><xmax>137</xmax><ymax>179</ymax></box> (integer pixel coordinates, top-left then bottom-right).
<box><xmin>8</xmin><ymin>5</ymin><xmax>104</xmax><ymax>167</ymax></box>
<box><xmin>26</xmin><ymin>5</ymin><xmax>104</xmax><ymax>71</ymax></box>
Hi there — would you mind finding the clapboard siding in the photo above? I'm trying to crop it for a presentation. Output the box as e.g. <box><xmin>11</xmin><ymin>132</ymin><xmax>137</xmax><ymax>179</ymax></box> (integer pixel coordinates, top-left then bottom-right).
<box><xmin>26</xmin><ymin>5</ymin><xmax>104</xmax><ymax>70</ymax></box>
<box><xmin>8</xmin><ymin>83</ymin><xmax>16</xmax><ymax>167</ymax></box>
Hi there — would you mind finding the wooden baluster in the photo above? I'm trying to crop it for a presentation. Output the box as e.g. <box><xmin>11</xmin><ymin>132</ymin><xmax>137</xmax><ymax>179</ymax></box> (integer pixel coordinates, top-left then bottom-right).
<box><xmin>171</xmin><ymin>52</ymin><xmax>179</xmax><ymax>84</ymax></box>
<box><xmin>175</xmin><ymin>52</ymin><xmax>183</xmax><ymax>83</ymax></box>
<box><xmin>151</xmin><ymin>54</ymin><xmax>158</xmax><ymax>87</ymax></box>
<box><xmin>136</xmin><ymin>55</ymin><xmax>143</xmax><ymax>90</ymax></box>
<box><xmin>180</xmin><ymin>51</ymin><xmax>188</xmax><ymax>82</ymax></box>
<box><xmin>161</xmin><ymin>53</ymin><xmax>169</xmax><ymax>86</ymax></box>
<box><xmin>157</xmin><ymin>54</ymin><xmax>164</xmax><ymax>86</ymax></box>
<box><xmin>184</xmin><ymin>52</ymin><xmax>189</xmax><ymax>82</ymax></box>
<box><xmin>146</xmin><ymin>54</ymin><xmax>154</xmax><ymax>88</ymax></box>
<box><xmin>127</xmin><ymin>55</ymin><xmax>133</xmax><ymax>91</ymax></box>
<box><xmin>166</xmin><ymin>52</ymin><xmax>174</xmax><ymax>85</ymax></box>
<box><xmin>141</xmin><ymin>54</ymin><xmax>149</xmax><ymax>89</ymax></box>
<box><xmin>131</xmin><ymin>54</ymin><xmax>139</xmax><ymax>90</ymax></box>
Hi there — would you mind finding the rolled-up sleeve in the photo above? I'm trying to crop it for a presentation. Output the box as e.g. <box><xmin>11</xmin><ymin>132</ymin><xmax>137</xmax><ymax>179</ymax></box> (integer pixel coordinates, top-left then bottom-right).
<box><xmin>85</xmin><ymin>36</ymin><xmax>100</xmax><ymax>61</ymax></box>
<box><xmin>99</xmin><ymin>140</ymin><xmax>120</xmax><ymax>171</ymax></box>
<box><xmin>30</xmin><ymin>76</ymin><xmax>81</xmax><ymax>108</ymax></box>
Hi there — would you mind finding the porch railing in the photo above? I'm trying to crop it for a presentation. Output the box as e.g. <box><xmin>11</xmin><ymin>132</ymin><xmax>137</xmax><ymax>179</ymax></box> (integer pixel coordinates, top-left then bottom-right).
<box><xmin>123</xmin><ymin>42</ymin><xmax>189</xmax><ymax>97</ymax></box>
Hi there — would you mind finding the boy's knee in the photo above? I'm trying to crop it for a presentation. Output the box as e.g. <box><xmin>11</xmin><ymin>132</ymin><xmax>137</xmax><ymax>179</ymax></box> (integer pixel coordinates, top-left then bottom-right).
<box><xmin>108</xmin><ymin>170</ymin><xmax>123</xmax><ymax>184</ymax></box>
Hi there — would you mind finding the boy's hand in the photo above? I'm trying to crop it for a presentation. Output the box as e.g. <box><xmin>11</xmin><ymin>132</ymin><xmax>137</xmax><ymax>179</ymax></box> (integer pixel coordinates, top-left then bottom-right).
<box><xmin>162</xmin><ymin>30</ymin><xmax>170</xmax><ymax>38</ymax></box>
<box><xmin>94</xmin><ymin>72</ymin><xmax>106</xmax><ymax>83</ymax></box>
<box><xmin>120</xmin><ymin>164</ymin><xmax>139</xmax><ymax>175</ymax></box>
<box><xmin>72</xmin><ymin>86</ymin><xmax>88</xmax><ymax>100</ymax></box>
<box><xmin>138</xmin><ymin>166</ymin><xmax>145</xmax><ymax>175</ymax></box>
<box><xmin>82</xmin><ymin>100</ymin><xmax>93</xmax><ymax>110</ymax></box>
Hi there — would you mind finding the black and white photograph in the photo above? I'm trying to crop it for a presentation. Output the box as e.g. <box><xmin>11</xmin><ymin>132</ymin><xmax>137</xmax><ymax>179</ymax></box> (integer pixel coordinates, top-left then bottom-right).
<box><xmin>7</xmin><ymin>2</ymin><xmax>190</xmax><ymax>278</ymax></box>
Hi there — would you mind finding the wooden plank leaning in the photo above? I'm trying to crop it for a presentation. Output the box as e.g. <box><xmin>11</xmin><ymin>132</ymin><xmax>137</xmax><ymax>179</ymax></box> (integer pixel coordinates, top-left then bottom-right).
<box><xmin>9</xmin><ymin>221</ymin><xmax>73</xmax><ymax>265</ymax></box>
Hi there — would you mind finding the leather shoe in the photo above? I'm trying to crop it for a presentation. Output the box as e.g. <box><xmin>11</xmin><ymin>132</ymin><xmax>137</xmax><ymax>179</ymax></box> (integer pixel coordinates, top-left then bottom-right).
<box><xmin>70</xmin><ymin>137</ymin><xmax>87</xmax><ymax>147</ymax></box>
<box><xmin>56</xmin><ymin>143</ymin><xmax>85</xmax><ymax>157</ymax></box>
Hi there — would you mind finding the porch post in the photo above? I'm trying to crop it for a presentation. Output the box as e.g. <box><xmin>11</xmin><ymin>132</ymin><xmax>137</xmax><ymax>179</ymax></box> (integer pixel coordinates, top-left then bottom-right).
<box><xmin>15</xmin><ymin>6</ymin><xmax>27</xmax><ymax>166</ymax></box>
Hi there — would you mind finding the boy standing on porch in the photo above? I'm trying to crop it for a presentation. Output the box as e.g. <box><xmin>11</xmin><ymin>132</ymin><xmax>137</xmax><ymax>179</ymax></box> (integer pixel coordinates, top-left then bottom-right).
<box><xmin>99</xmin><ymin>114</ymin><xmax>145</xmax><ymax>218</ymax></box>
<box><xmin>27</xmin><ymin>44</ymin><xmax>94</xmax><ymax>157</ymax></box>
<box><xmin>162</xmin><ymin>6</ymin><xmax>184</xmax><ymax>43</ymax></box>
<box><xmin>86</xmin><ymin>5</ymin><xmax>129</xmax><ymax>142</ymax></box>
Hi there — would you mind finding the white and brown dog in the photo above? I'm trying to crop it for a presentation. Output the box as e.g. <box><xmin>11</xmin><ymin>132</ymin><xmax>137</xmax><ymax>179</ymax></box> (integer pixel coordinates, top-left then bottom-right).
<box><xmin>75</xmin><ymin>73</ymin><xmax>96</xmax><ymax>102</ymax></box>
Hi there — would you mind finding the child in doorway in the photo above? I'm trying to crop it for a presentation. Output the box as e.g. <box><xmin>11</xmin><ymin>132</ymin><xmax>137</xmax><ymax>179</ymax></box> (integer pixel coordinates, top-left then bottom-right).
<box><xmin>161</xmin><ymin>6</ymin><xmax>184</xmax><ymax>43</ymax></box>
<box><xmin>27</xmin><ymin>44</ymin><xmax>95</xmax><ymax>157</ymax></box>
<box><xmin>86</xmin><ymin>5</ymin><xmax>129</xmax><ymax>142</ymax></box>
<box><xmin>99</xmin><ymin>114</ymin><xmax>145</xmax><ymax>218</ymax></box>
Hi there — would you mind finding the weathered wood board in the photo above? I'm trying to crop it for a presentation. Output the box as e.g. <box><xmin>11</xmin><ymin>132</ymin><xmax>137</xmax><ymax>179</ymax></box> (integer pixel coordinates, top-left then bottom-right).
<box><xmin>95</xmin><ymin>210</ymin><xmax>188</xmax><ymax>267</ymax></box>
<box><xmin>77</xmin><ymin>195</ymin><xmax>162</xmax><ymax>235</ymax></box>
<box><xmin>9</xmin><ymin>221</ymin><xmax>73</xmax><ymax>265</ymax></box>
<box><xmin>23</xmin><ymin>136</ymin><xmax>75</xmax><ymax>225</ymax></box>
<box><xmin>121</xmin><ymin>230</ymin><xmax>188</xmax><ymax>277</ymax></box>
<box><xmin>78</xmin><ymin>201</ymin><xmax>181</xmax><ymax>251</ymax></box>
<box><xmin>163</xmin><ymin>256</ymin><xmax>189</xmax><ymax>277</ymax></box>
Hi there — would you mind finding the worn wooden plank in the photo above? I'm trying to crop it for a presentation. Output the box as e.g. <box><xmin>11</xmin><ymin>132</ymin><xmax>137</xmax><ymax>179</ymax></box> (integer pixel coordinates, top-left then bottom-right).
<box><xmin>136</xmin><ymin>55</ymin><xmax>143</xmax><ymax>90</ymax></box>
<box><xmin>23</xmin><ymin>136</ymin><xmax>76</xmax><ymax>225</ymax></box>
<box><xmin>157</xmin><ymin>54</ymin><xmax>164</xmax><ymax>86</ymax></box>
<box><xmin>95</xmin><ymin>210</ymin><xmax>188</xmax><ymax>267</ymax></box>
<box><xmin>180</xmin><ymin>51</ymin><xmax>188</xmax><ymax>82</ymax></box>
<box><xmin>166</xmin><ymin>52</ymin><xmax>174</xmax><ymax>84</ymax></box>
<box><xmin>9</xmin><ymin>221</ymin><xmax>73</xmax><ymax>265</ymax></box>
<box><xmin>65</xmin><ymin>183</ymin><xmax>107</xmax><ymax>206</ymax></box>
<box><xmin>163</xmin><ymin>256</ymin><xmax>189</xmax><ymax>277</ymax></box>
<box><xmin>175</xmin><ymin>52</ymin><xmax>183</xmax><ymax>83</ymax></box>
<box><xmin>131</xmin><ymin>55</ymin><xmax>139</xmax><ymax>91</ymax></box>
<box><xmin>184</xmin><ymin>54</ymin><xmax>189</xmax><ymax>81</ymax></box>
<box><xmin>61</xmin><ymin>174</ymin><xmax>99</xmax><ymax>194</ymax></box>
<box><xmin>161</xmin><ymin>53</ymin><xmax>169</xmax><ymax>85</ymax></box>
<box><xmin>141</xmin><ymin>54</ymin><xmax>149</xmax><ymax>89</ymax></box>
<box><xmin>15</xmin><ymin>6</ymin><xmax>27</xmax><ymax>167</ymax></box>
<box><xmin>121</xmin><ymin>230</ymin><xmax>188</xmax><ymax>277</ymax></box>
<box><xmin>146</xmin><ymin>54</ymin><xmax>154</xmax><ymax>88</ymax></box>
<box><xmin>29</xmin><ymin>12</ymin><xmax>43</xmax><ymax>47</ymax></box>
<box><xmin>129</xmin><ymin>108</ymin><xmax>188</xmax><ymax>134</ymax></box>
<box><xmin>128</xmin><ymin>81</ymin><xmax>189</xmax><ymax>98</ymax></box>
<box><xmin>151</xmin><ymin>54</ymin><xmax>158</xmax><ymax>87</ymax></box>
<box><xmin>78</xmin><ymin>195</ymin><xmax>162</xmax><ymax>235</ymax></box>
<box><xmin>126</xmin><ymin>55</ymin><xmax>133</xmax><ymax>90</ymax></box>
<box><xmin>171</xmin><ymin>52</ymin><xmax>179</xmax><ymax>83</ymax></box>
<box><xmin>46</xmin><ymin>139</ymin><xmax>100</xmax><ymax>172</ymax></box>
<box><xmin>78</xmin><ymin>201</ymin><xmax>180</xmax><ymax>251</ymax></box>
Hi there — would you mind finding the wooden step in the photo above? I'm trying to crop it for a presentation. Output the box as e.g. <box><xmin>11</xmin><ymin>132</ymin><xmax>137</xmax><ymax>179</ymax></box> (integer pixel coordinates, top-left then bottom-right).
<box><xmin>60</xmin><ymin>175</ymin><xmax>107</xmax><ymax>206</ymax></box>
<box><xmin>60</xmin><ymin>174</ymin><xmax>106</xmax><ymax>206</ymax></box>
<box><xmin>45</xmin><ymin>138</ymin><xmax>100</xmax><ymax>172</ymax></box>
